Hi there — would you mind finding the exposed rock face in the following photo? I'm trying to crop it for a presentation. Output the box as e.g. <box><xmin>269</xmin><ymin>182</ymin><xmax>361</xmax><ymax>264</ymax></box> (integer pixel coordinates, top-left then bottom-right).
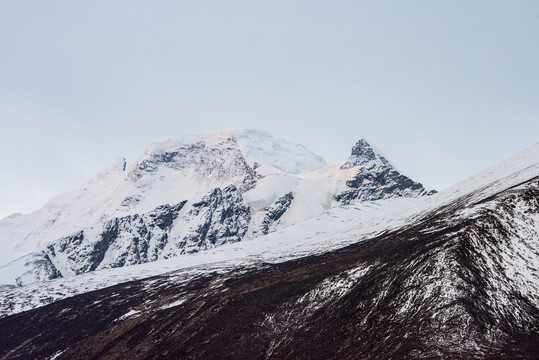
<box><xmin>92</xmin><ymin>202</ymin><xmax>188</xmax><ymax>267</ymax></box>
<box><xmin>8</xmin><ymin>186</ymin><xmax>253</xmax><ymax>284</ymax></box>
<box><xmin>1</xmin><ymin>177</ymin><xmax>537</xmax><ymax>360</ymax></box>
<box><xmin>9</xmin><ymin>202</ymin><xmax>187</xmax><ymax>284</ymax></box>
<box><xmin>340</xmin><ymin>139</ymin><xmax>391</xmax><ymax>169</ymax></box>
<box><xmin>260</xmin><ymin>192</ymin><xmax>294</xmax><ymax>235</ymax></box>
<box><xmin>176</xmin><ymin>185</ymin><xmax>251</xmax><ymax>254</ymax></box>
<box><xmin>336</xmin><ymin>139</ymin><xmax>434</xmax><ymax>204</ymax></box>
<box><xmin>245</xmin><ymin>192</ymin><xmax>295</xmax><ymax>239</ymax></box>
<box><xmin>129</xmin><ymin>137</ymin><xmax>259</xmax><ymax>191</ymax></box>
<box><xmin>335</xmin><ymin>163</ymin><xmax>434</xmax><ymax>204</ymax></box>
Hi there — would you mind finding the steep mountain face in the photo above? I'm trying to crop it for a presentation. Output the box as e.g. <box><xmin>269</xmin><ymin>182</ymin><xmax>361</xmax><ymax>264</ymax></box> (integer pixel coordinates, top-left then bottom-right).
<box><xmin>0</xmin><ymin>174</ymin><xmax>536</xmax><ymax>360</ymax></box>
<box><xmin>340</xmin><ymin>138</ymin><xmax>392</xmax><ymax>169</ymax></box>
<box><xmin>170</xmin><ymin>185</ymin><xmax>251</xmax><ymax>254</ymax></box>
<box><xmin>335</xmin><ymin>163</ymin><xmax>434</xmax><ymax>204</ymax></box>
<box><xmin>50</xmin><ymin>202</ymin><xmax>188</xmax><ymax>275</ymax></box>
<box><xmin>258</xmin><ymin>192</ymin><xmax>294</xmax><ymax>235</ymax></box>
<box><xmin>127</xmin><ymin>134</ymin><xmax>258</xmax><ymax>192</ymax></box>
<box><xmin>8</xmin><ymin>202</ymin><xmax>187</xmax><ymax>286</ymax></box>
<box><xmin>336</xmin><ymin>139</ymin><xmax>434</xmax><ymax>204</ymax></box>
<box><xmin>0</xmin><ymin>131</ymin><xmax>433</xmax><ymax>287</ymax></box>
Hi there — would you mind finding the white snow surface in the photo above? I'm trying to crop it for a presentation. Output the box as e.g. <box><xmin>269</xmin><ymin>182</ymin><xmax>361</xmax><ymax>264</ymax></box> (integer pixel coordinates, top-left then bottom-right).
<box><xmin>1</xmin><ymin>142</ymin><xmax>538</xmax><ymax>317</ymax></box>
<box><xmin>235</xmin><ymin>128</ymin><xmax>328</xmax><ymax>174</ymax></box>
<box><xmin>0</xmin><ymin>129</ymin><xmax>329</xmax><ymax>266</ymax></box>
<box><xmin>243</xmin><ymin>165</ymin><xmax>355</xmax><ymax>232</ymax></box>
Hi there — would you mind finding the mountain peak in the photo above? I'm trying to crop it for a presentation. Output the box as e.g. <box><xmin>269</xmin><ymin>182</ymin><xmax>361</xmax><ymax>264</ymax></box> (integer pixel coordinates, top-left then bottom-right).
<box><xmin>340</xmin><ymin>139</ymin><xmax>392</xmax><ymax>170</ymax></box>
<box><xmin>143</xmin><ymin>129</ymin><xmax>236</xmax><ymax>156</ymax></box>
<box><xmin>235</xmin><ymin>128</ymin><xmax>327</xmax><ymax>174</ymax></box>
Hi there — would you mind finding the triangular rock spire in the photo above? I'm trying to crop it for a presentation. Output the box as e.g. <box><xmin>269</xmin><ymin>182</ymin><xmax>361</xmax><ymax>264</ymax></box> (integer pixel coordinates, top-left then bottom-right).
<box><xmin>340</xmin><ymin>139</ymin><xmax>391</xmax><ymax>170</ymax></box>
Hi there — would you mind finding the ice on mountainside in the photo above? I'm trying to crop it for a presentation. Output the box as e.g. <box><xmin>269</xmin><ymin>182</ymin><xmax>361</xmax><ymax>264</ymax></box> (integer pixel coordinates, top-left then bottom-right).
<box><xmin>235</xmin><ymin>129</ymin><xmax>328</xmax><ymax>174</ymax></box>
<box><xmin>0</xmin><ymin>129</ymin><xmax>434</xmax><ymax>286</ymax></box>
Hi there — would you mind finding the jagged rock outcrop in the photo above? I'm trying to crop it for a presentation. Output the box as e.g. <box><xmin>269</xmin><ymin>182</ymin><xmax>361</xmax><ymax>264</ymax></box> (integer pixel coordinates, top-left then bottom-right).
<box><xmin>245</xmin><ymin>192</ymin><xmax>295</xmax><ymax>239</ymax></box>
<box><xmin>260</xmin><ymin>192</ymin><xmax>294</xmax><ymax>235</ymax></box>
<box><xmin>129</xmin><ymin>136</ymin><xmax>259</xmax><ymax>192</ymax></box>
<box><xmin>335</xmin><ymin>163</ymin><xmax>434</xmax><ymax>204</ymax></box>
<box><xmin>7</xmin><ymin>202</ymin><xmax>187</xmax><ymax>284</ymax></box>
<box><xmin>340</xmin><ymin>139</ymin><xmax>391</xmax><ymax>169</ymax></box>
<box><xmin>336</xmin><ymin>139</ymin><xmax>435</xmax><ymax>204</ymax></box>
<box><xmin>175</xmin><ymin>185</ymin><xmax>251</xmax><ymax>253</ymax></box>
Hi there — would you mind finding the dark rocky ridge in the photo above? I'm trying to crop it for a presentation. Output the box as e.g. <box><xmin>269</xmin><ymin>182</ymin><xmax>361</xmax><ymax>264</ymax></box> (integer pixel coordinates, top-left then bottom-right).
<box><xmin>179</xmin><ymin>185</ymin><xmax>251</xmax><ymax>253</ymax></box>
<box><xmin>336</xmin><ymin>139</ymin><xmax>435</xmax><ymax>204</ymax></box>
<box><xmin>1</xmin><ymin>177</ymin><xmax>536</xmax><ymax>360</ymax></box>
<box><xmin>340</xmin><ymin>139</ymin><xmax>391</xmax><ymax>169</ymax></box>
<box><xmin>260</xmin><ymin>192</ymin><xmax>294</xmax><ymax>235</ymax></box>
<box><xmin>335</xmin><ymin>163</ymin><xmax>435</xmax><ymax>204</ymax></box>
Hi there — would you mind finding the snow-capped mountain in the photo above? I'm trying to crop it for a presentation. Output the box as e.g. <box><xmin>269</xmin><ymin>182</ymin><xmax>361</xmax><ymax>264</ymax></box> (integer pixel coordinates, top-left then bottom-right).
<box><xmin>0</xmin><ymin>140</ymin><xmax>537</xmax><ymax>360</ymax></box>
<box><xmin>0</xmin><ymin>129</ymin><xmax>432</xmax><ymax>287</ymax></box>
<box><xmin>336</xmin><ymin>139</ymin><xmax>435</xmax><ymax>204</ymax></box>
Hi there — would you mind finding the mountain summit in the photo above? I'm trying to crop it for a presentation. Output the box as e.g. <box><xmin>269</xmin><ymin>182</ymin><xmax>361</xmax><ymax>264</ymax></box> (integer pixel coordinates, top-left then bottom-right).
<box><xmin>0</xmin><ymin>129</ymin><xmax>433</xmax><ymax>287</ymax></box>
<box><xmin>335</xmin><ymin>138</ymin><xmax>434</xmax><ymax>204</ymax></box>
<box><xmin>340</xmin><ymin>138</ymin><xmax>392</xmax><ymax>169</ymax></box>
<box><xmin>235</xmin><ymin>128</ymin><xmax>328</xmax><ymax>174</ymax></box>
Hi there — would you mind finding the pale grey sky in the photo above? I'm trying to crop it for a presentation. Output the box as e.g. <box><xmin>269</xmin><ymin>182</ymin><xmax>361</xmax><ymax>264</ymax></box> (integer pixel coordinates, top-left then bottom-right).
<box><xmin>1</xmin><ymin>1</ymin><xmax>538</xmax><ymax>219</ymax></box>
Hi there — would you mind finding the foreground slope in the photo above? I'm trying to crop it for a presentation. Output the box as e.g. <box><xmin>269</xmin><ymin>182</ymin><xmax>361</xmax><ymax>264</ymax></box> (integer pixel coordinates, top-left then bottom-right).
<box><xmin>0</xmin><ymin>147</ymin><xmax>537</xmax><ymax>359</ymax></box>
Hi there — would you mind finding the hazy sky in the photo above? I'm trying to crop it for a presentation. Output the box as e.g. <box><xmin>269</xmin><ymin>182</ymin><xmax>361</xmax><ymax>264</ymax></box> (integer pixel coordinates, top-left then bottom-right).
<box><xmin>1</xmin><ymin>1</ymin><xmax>538</xmax><ymax>219</ymax></box>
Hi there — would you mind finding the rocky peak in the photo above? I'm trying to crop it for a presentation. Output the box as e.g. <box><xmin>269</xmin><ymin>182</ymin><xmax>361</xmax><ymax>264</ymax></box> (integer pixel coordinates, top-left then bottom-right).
<box><xmin>128</xmin><ymin>133</ymin><xmax>258</xmax><ymax>192</ymax></box>
<box><xmin>336</xmin><ymin>139</ymin><xmax>435</xmax><ymax>204</ymax></box>
<box><xmin>340</xmin><ymin>139</ymin><xmax>391</xmax><ymax>170</ymax></box>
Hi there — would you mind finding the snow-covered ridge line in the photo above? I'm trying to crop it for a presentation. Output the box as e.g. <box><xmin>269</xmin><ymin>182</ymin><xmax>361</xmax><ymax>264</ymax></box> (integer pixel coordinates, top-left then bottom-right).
<box><xmin>0</xmin><ymin>128</ymin><xmax>434</xmax><ymax>287</ymax></box>
<box><xmin>426</xmin><ymin>142</ymin><xmax>539</xmax><ymax>207</ymax></box>
<box><xmin>143</xmin><ymin>129</ymin><xmax>238</xmax><ymax>155</ymax></box>
<box><xmin>235</xmin><ymin>129</ymin><xmax>328</xmax><ymax>175</ymax></box>
<box><xmin>1</xmin><ymin>142</ymin><xmax>538</xmax><ymax>317</ymax></box>
<box><xmin>142</xmin><ymin>128</ymin><xmax>328</xmax><ymax>175</ymax></box>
